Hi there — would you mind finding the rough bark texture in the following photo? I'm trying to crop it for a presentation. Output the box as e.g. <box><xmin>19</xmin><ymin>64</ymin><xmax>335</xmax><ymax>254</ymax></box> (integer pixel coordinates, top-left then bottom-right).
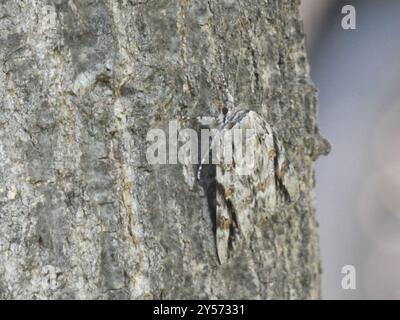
<box><xmin>0</xmin><ymin>0</ymin><xmax>329</xmax><ymax>299</ymax></box>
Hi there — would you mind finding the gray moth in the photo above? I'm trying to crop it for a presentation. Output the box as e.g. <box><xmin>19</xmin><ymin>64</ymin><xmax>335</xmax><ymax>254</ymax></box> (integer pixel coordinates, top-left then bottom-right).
<box><xmin>199</xmin><ymin>108</ymin><xmax>300</xmax><ymax>264</ymax></box>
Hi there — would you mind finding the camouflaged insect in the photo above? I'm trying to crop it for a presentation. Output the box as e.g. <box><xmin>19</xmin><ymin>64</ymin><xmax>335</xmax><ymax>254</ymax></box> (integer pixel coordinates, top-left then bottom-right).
<box><xmin>198</xmin><ymin>73</ymin><xmax>300</xmax><ymax>264</ymax></box>
<box><xmin>213</xmin><ymin>109</ymin><xmax>300</xmax><ymax>263</ymax></box>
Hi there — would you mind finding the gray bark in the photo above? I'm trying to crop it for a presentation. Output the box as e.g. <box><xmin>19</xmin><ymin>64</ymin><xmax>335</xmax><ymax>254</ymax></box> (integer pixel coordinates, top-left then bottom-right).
<box><xmin>0</xmin><ymin>0</ymin><xmax>329</xmax><ymax>299</ymax></box>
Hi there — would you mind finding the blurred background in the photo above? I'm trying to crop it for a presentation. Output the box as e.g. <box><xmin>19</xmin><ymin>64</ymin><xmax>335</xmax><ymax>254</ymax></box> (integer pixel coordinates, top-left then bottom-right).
<box><xmin>300</xmin><ymin>0</ymin><xmax>400</xmax><ymax>299</ymax></box>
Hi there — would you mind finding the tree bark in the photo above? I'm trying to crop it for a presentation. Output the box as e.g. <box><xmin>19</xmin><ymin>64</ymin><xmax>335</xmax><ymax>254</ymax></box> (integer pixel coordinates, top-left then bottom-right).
<box><xmin>0</xmin><ymin>0</ymin><xmax>329</xmax><ymax>299</ymax></box>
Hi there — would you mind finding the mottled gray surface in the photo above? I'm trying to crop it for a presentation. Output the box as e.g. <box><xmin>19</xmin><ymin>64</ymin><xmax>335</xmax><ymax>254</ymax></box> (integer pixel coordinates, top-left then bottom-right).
<box><xmin>0</xmin><ymin>0</ymin><xmax>329</xmax><ymax>299</ymax></box>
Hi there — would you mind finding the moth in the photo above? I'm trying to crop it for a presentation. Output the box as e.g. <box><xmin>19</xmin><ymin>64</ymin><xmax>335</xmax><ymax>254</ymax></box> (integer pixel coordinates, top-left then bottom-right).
<box><xmin>198</xmin><ymin>76</ymin><xmax>300</xmax><ymax>264</ymax></box>
<box><xmin>214</xmin><ymin>109</ymin><xmax>299</xmax><ymax>263</ymax></box>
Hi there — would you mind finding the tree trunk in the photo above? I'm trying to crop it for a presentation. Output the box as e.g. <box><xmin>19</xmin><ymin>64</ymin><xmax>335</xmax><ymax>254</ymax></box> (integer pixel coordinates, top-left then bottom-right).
<box><xmin>0</xmin><ymin>0</ymin><xmax>329</xmax><ymax>299</ymax></box>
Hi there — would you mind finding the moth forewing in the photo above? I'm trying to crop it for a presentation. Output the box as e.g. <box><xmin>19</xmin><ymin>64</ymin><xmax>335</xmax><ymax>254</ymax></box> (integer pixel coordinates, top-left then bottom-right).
<box><xmin>215</xmin><ymin>168</ymin><xmax>232</xmax><ymax>264</ymax></box>
<box><xmin>214</xmin><ymin>109</ymin><xmax>299</xmax><ymax>264</ymax></box>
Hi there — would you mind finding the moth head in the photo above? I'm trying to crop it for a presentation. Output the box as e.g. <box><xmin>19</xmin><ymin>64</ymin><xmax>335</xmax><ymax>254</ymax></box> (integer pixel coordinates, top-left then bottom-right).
<box><xmin>217</xmin><ymin>99</ymin><xmax>237</xmax><ymax>126</ymax></box>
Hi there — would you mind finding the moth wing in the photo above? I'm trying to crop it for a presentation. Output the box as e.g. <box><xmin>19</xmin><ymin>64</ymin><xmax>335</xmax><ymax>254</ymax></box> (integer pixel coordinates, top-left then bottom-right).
<box><xmin>215</xmin><ymin>110</ymin><xmax>299</xmax><ymax>263</ymax></box>
<box><xmin>215</xmin><ymin>182</ymin><xmax>230</xmax><ymax>264</ymax></box>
